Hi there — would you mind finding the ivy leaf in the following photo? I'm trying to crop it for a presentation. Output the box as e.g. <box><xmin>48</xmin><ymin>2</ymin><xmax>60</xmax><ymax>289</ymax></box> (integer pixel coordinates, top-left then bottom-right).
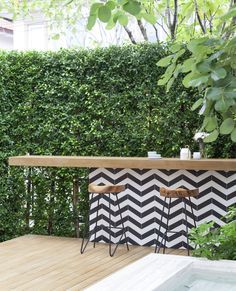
<box><xmin>196</xmin><ymin>61</ymin><xmax>211</xmax><ymax>73</ymax></box>
<box><xmin>118</xmin><ymin>14</ymin><xmax>128</xmax><ymax>26</ymax></box>
<box><xmin>188</xmin><ymin>75</ymin><xmax>209</xmax><ymax>87</ymax></box>
<box><xmin>182</xmin><ymin>58</ymin><xmax>195</xmax><ymax>73</ymax></box>
<box><xmin>172</xmin><ymin>49</ymin><xmax>186</xmax><ymax>63</ymax></box>
<box><xmin>106</xmin><ymin>1</ymin><xmax>116</xmax><ymax>10</ymax></box>
<box><xmin>206</xmin><ymin>87</ymin><xmax>223</xmax><ymax>101</ymax></box>
<box><xmin>191</xmin><ymin>98</ymin><xmax>203</xmax><ymax>111</ymax></box>
<box><xmin>98</xmin><ymin>6</ymin><xmax>111</xmax><ymax>22</ymax></box>
<box><xmin>157</xmin><ymin>77</ymin><xmax>169</xmax><ymax>86</ymax></box>
<box><xmin>106</xmin><ymin>18</ymin><xmax>116</xmax><ymax>29</ymax></box>
<box><xmin>170</xmin><ymin>43</ymin><xmax>182</xmax><ymax>53</ymax></box>
<box><xmin>157</xmin><ymin>55</ymin><xmax>173</xmax><ymax>67</ymax></box>
<box><xmin>173</xmin><ymin>64</ymin><xmax>182</xmax><ymax>78</ymax></box>
<box><xmin>113</xmin><ymin>11</ymin><xmax>122</xmax><ymax>23</ymax></box>
<box><xmin>203</xmin><ymin>129</ymin><xmax>219</xmax><ymax>143</ymax></box>
<box><xmin>231</xmin><ymin>128</ymin><xmax>236</xmax><ymax>142</ymax></box>
<box><xmin>208</xmin><ymin>50</ymin><xmax>224</xmax><ymax>62</ymax></box>
<box><xmin>205</xmin><ymin>116</ymin><xmax>218</xmax><ymax>132</ymax></box>
<box><xmin>123</xmin><ymin>1</ymin><xmax>141</xmax><ymax>16</ymax></box>
<box><xmin>142</xmin><ymin>13</ymin><xmax>156</xmax><ymax>24</ymax></box>
<box><xmin>166</xmin><ymin>77</ymin><xmax>175</xmax><ymax>92</ymax></box>
<box><xmin>87</xmin><ymin>15</ymin><xmax>97</xmax><ymax>30</ymax></box>
<box><xmin>224</xmin><ymin>88</ymin><xmax>236</xmax><ymax>98</ymax></box>
<box><xmin>90</xmin><ymin>3</ymin><xmax>103</xmax><ymax>14</ymax></box>
<box><xmin>164</xmin><ymin>63</ymin><xmax>176</xmax><ymax>78</ymax></box>
<box><xmin>182</xmin><ymin>72</ymin><xmax>194</xmax><ymax>88</ymax></box>
<box><xmin>220</xmin><ymin>118</ymin><xmax>235</xmax><ymax>135</ymax></box>
<box><xmin>211</xmin><ymin>68</ymin><xmax>227</xmax><ymax>81</ymax></box>
<box><xmin>187</xmin><ymin>42</ymin><xmax>208</xmax><ymax>54</ymax></box>
<box><xmin>214</xmin><ymin>98</ymin><xmax>230</xmax><ymax>113</ymax></box>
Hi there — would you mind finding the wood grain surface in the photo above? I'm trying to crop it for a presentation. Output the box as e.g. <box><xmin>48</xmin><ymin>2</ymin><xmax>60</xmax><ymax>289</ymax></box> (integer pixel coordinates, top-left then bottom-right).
<box><xmin>8</xmin><ymin>155</ymin><xmax>236</xmax><ymax>171</ymax></box>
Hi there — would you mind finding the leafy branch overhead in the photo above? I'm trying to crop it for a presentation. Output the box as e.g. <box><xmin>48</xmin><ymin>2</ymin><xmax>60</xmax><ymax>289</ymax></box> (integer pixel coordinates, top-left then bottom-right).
<box><xmin>157</xmin><ymin>7</ymin><xmax>236</xmax><ymax>143</ymax></box>
<box><xmin>87</xmin><ymin>0</ymin><xmax>233</xmax><ymax>42</ymax></box>
<box><xmin>1</xmin><ymin>0</ymin><xmax>233</xmax><ymax>44</ymax></box>
<box><xmin>87</xmin><ymin>1</ymin><xmax>236</xmax><ymax>143</ymax></box>
<box><xmin>87</xmin><ymin>0</ymin><xmax>156</xmax><ymax>30</ymax></box>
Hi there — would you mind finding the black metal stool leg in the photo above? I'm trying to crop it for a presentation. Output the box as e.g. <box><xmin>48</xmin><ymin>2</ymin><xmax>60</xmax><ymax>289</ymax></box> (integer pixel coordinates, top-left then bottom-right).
<box><xmin>109</xmin><ymin>192</ymin><xmax>113</xmax><ymax>256</ymax></box>
<box><xmin>188</xmin><ymin>197</ymin><xmax>197</xmax><ymax>251</ymax></box>
<box><xmin>189</xmin><ymin>197</ymin><xmax>197</xmax><ymax>228</ymax></box>
<box><xmin>81</xmin><ymin>193</ymin><xmax>94</xmax><ymax>254</ymax></box>
<box><xmin>93</xmin><ymin>195</ymin><xmax>100</xmax><ymax>248</ymax></box>
<box><xmin>163</xmin><ymin>198</ymin><xmax>171</xmax><ymax>254</ymax></box>
<box><xmin>183</xmin><ymin>198</ymin><xmax>190</xmax><ymax>256</ymax></box>
<box><xmin>116</xmin><ymin>195</ymin><xmax>129</xmax><ymax>251</ymax></box>
<box><xmin>109</xmin><ymin>193</ymin><xmax>127</xmax><ymax>257</ymax></box>
<box><xmin>155</xmin><ymin>197</ymin><xmax>167</xmax><ymax>253</ymax></box>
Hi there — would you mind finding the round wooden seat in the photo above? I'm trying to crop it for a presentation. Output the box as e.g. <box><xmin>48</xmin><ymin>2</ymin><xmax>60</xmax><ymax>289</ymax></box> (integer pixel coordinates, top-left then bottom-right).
<box><xmin>160</xmin><ymin>187</ymin><xmax>199</xmax><ymax>198</ymax></box>
<box><xmin>88</xmin><ymin>184</ymin><xmax>126</xmax><ymax>194</ymax></box>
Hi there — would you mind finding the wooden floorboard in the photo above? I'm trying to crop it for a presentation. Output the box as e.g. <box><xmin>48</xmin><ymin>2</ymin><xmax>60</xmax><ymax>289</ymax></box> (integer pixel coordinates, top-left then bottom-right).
<box><xmin>0</xmin><ymin>235</ymin><xmax>186</xmax><ymax>290</ymax></box>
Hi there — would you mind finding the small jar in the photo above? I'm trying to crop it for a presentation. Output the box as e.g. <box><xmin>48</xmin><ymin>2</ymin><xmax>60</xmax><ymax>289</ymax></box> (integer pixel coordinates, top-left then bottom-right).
<box><xmin>193</xmin><ymin>152</ymin><xmax>201</xmax><ymax>159</ymax></box>
<box><xmin>180</xmin><ymin>147</ymin><xmax>191</xmax><ymax>160</ymax></box>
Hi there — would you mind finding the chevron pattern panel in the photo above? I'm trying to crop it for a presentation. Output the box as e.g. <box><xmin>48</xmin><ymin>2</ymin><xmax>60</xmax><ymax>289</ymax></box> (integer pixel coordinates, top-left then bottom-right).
<box><xmin>88</xmin><ymin>168</ymin><xmax>236</xmax><ymax>249</ymax></box>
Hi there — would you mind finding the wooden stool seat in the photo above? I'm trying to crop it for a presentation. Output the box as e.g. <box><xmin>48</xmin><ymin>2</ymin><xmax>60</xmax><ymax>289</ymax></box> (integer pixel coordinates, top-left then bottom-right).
<box><xmin>88</xmin><ymin>184</ymin><xmax>126</xmax><ymax>194</ymax></box>
<box><xmin>160</xmin><ymin>187</ymin><xmax>199</xmax><ymax>198</ymax></box>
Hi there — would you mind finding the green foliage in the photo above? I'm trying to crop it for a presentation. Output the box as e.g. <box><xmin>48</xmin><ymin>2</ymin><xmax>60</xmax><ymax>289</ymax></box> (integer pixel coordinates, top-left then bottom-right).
<box><xmin>0</xmin><ymin>44</ymin><xmax>234</xmax><ymax>241</ymax></box>
<box><xmin>158</xmin><ymin>33</ymin><xmax>236</xmax><ymax>142</ymax></box>
<box><xmin>87</xmin><ymin>0</ymin><xmax>156</xmax><ymax>30</ymax></box>
<box><xmin>190</xmin><ymin>207</ymin><xmax>236</xmax><ymax>260</ymax></box>
<box><xmin>86</xmin><ymin>0</ymin><xmax>231</xmax><ymax>42</ymax></box>
<box><xmin>1</xmin><ymin>0</ymin><xmax>232</xmax><ymax>43</ymax></box>
<box><xmin>155</xmin><ymin>4</ymin><xmax>236</xmax><ymax>143</ymax></box>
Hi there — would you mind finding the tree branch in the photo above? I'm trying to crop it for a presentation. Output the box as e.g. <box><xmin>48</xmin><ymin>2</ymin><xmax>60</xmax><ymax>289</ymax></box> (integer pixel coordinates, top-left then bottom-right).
<box><xmin>166</xmin><ymin>0</ymin><xmax>178</xmax><ymax>39</ymax></box>
<box><xmin>194</xmin><ymin>0</ymin><xmax>206</xmax><ymax>34</ymax></box>
<box><xmin>222</xmin><ymin>0</ymin><xmax>236</xmax><ymax>38</ymax></box>
<box><xmin>208</xmin><ymin>14</ymin><xmax>214</xmax><ymax>34</ymax></box>
<box><xmin>166</xmin><ymin>0</ymin><xmax>172</xmax><ymax>31</ymax></box>
<box><xmin>152</xmin><ymin>24</ymin><xmax>160</xmax><ymax>42</ymax></box>
<box><xmin>123</xmin><ymin>25</ymin><xmax>137</xmax><ymax>44</ymax></box>
<box><xmin>170</xmin><ymin>0</ymin><xmax>178</xmax><ymax>39</ymax></box>
<box><xmin>156</xmin><ymin>20</ymin><xmax>170</xmax><ymax>37</ymax></box>
<box><xmin>137</xmin><ymin>19</ymin><xmax>148</xmax><ymax>41</ymax></box>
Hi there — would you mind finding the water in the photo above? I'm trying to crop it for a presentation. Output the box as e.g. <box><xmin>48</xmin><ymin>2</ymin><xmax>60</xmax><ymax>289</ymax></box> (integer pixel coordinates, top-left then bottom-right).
<box><xmin>171</xmin><ymin>270</ymin><xmax>236</xmax><ymax>291</ymax></box>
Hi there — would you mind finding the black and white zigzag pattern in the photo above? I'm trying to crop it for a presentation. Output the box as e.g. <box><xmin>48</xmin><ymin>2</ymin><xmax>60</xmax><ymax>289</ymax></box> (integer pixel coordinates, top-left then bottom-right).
<box><xmin>88</xmin><ymin>168</ymin><xmax>236</xmax><ymax>248</ymax></box>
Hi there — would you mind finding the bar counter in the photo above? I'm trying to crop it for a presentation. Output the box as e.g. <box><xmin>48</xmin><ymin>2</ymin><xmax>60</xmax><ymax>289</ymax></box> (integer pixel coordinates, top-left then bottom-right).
<box><xmin>8</xmin><ymin>155</ymin><xmax>236</xmax><ymax>171</ymax></box>
<box><xmin>9</xmin><ymin>155</ymin><xmax>236</xmax><ymax>248</ymax></box>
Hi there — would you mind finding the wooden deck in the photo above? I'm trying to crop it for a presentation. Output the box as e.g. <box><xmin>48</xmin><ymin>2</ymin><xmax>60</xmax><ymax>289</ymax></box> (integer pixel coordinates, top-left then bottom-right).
<box><xmin>0</xmin><ymin>235</ymin><xmax>186</xmax><ymax>290</ymax></box>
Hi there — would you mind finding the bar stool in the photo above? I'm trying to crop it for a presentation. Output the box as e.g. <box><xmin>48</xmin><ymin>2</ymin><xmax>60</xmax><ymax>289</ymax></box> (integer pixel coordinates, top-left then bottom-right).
<box><xmin>80</xmin><ymin>184</ymin><xmax>129</xmax><ymax>257</ymax></box>
<box><xmin>154</xmin><ymin>187</ymin><xmax>198</xmax><ymax>255</ymax></box>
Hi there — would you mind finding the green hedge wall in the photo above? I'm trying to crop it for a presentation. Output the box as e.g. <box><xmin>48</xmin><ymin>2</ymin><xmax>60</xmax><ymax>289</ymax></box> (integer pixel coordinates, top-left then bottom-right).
<box><xmin>0</xmin><ymin>44</ymin><xmax>235</xmax><ymax>241</ymax></box>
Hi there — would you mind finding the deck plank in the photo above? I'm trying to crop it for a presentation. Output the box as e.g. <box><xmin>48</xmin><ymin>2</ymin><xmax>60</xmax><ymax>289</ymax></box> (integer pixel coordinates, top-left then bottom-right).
<box><xmin>0</xmin><ymin>235</ymin><xmax>186</xmax><ymax>290</ymax></box>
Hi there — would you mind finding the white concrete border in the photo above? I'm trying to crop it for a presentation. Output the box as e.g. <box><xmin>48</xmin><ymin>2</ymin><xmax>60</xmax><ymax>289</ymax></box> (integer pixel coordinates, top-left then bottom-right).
<box><xmin>85</xmin><ymin>254</ymin><xmax>236</xmax><ymax>291</ymax></box>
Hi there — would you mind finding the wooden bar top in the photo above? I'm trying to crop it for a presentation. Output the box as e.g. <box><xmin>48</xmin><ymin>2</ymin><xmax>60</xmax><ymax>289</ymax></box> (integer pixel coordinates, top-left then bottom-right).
<box><xmin>8</xmin><ymin>155</ymin><xmax>236</xmax><ymax>171</ymax></box>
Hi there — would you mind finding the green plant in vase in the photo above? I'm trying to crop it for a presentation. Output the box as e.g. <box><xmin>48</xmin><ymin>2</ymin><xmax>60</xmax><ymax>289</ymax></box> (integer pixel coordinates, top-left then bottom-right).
<box><xmin>193</xmin><ymin>132</ymin><xmax>209</xmax><ymax>158</ymax></box>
